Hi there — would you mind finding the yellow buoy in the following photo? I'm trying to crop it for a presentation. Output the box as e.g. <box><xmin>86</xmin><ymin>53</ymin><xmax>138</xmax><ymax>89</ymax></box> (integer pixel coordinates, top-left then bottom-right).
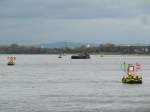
<box><xmin>121</xmin><ymin>63</ymin><xmax>143</xmax><ymax>84</ymax></box>
<box><xmin>7</xmin><ymin>56</ymin><xmax>16</xmax><ymax>65</ymax></box>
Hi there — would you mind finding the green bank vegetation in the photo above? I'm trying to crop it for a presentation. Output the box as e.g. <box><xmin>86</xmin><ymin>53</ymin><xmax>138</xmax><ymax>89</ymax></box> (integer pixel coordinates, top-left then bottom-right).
<box><xmin>0</xmin><ymin>43</ymin><xmax>150</xmax><ymax>55</ymax></box>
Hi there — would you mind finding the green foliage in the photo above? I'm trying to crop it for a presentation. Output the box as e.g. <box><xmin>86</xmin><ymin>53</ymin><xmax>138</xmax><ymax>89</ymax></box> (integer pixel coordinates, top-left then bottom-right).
<box><xmin>0</xmin><ymin>43</ymin><xmax>150</xmax><ymax>54</ymax></box>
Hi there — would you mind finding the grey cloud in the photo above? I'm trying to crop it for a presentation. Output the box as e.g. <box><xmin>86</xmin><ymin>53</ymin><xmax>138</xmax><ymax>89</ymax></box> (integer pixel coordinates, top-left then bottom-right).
<box><xmin>140</xmin><ymin>16</ymin><xmax>149</xmax><ymax>25</ymax></box>
<box><xmin>0</xmin><ymin>0</ymin><xmax>150</xmax><ymax>19</ymax></box>
<box><xmin>1</xmin><ymin>18</ymin><xmax>150</xmax><ymax>45</ymax></box>
<box><xmin>1</xmin><ymin>0</ymin><xmax>150</xmax><ymax>45</ymax></box>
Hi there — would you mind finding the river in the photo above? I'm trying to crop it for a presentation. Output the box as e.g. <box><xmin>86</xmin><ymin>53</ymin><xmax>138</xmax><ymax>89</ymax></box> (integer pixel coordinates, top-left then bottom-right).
<box><xmin>0</xmin><ymin>55</ymin><xmax>150</xmax><ymax>112</ymax></box>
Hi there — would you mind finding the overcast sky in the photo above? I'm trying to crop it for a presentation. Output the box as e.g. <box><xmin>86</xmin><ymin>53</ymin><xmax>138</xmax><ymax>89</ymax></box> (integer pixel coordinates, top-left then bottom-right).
<box><xmin>0</xmin><ymin>0</ymin><xmax>150</xmax><ymax>45</ymax></box>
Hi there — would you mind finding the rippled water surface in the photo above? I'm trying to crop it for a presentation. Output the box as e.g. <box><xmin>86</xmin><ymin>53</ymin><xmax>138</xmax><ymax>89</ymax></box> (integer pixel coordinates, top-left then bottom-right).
<box><xmin>0</xmin><ymin>55</ymin><xmax>150</xmax><ymax>112</ymax></box>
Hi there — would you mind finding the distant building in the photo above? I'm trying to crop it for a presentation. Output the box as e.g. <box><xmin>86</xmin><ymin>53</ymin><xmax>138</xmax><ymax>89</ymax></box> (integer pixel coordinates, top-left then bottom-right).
<box><xmin>41</xmin><ymin>45</ymin><xmax>44</xmax><ymax>49</ymax></box>
<box><xmin>86</xmin><ymin>44</ymin><xmax>90</xmax><ymax>48</ymax></box>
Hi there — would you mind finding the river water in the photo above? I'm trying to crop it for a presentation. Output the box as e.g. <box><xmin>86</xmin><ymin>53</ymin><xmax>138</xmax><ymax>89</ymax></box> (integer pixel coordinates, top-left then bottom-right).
<box><xmin>0</xmin><ymin>55</ymin><xmax>150</xmax><ymax>112</ymax></box>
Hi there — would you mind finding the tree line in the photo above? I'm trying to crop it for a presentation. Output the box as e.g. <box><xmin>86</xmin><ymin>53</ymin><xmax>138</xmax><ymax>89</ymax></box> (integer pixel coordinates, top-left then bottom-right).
<box><xmin>0</xmin><ymin>43</ymin><xmax>150</xmax><ymax>54</ymax></box>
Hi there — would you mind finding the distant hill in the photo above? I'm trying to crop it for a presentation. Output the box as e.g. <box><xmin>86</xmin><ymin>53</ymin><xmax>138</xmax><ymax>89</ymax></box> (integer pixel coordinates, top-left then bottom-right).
<box><xmin>40</xmin><ymin>42</ymin><xmax>84</xmax><ymax>48</ymax></box>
